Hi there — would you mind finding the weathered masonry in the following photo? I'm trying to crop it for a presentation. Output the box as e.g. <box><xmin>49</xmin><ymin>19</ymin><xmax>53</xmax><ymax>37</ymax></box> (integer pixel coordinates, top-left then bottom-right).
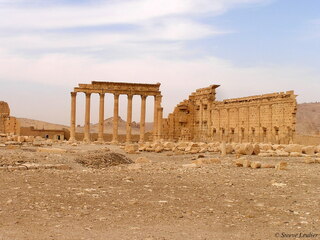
<box><xmin>0</xmin><ymin>101</ymin><xmax>20</xmax><ymax>135</ymax></box>
<box><xmin>70</xmin><ymin>81</ymin><xmax>162</xmax><ymax>143</ymax></box>
<box><xmin>162</xmin><ymin>85</ymin><xmax>297</xmax><ymax>144</ymax></box>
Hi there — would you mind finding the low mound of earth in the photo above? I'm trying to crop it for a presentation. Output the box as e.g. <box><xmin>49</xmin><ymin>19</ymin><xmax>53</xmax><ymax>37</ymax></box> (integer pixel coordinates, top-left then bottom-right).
<box><xmin>18</xmin><ymin>118</ymin><xmax>68</xmax><ymax>130</ymax></box>
<box><xmin>76</xmin><ymin>150</ymin><xmax>133</xmax><ymax>169</ymax></box>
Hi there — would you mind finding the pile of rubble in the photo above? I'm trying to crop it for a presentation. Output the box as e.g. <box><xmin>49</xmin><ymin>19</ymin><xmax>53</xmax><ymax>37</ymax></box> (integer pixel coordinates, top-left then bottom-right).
<box><xmin>124</xmin><ymin>141</ymin><xmax>320</xmax><ymax>157</ymax></box>
<box><xmin>76</xmin><ymin>149</ymin><xmax>133</xmax><ymax>169</ymax></box>
<box><xmin>0</xmin><ymin>134</ymin><xmax>63</xmax><ymax>148</ymax></box>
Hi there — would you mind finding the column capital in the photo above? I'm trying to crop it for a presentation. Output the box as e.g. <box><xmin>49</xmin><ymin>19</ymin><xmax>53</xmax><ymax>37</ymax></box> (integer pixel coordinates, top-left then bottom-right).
<box><xmin>85</xmin><ymin>92</ymin><xmax>91</xmax><ymax>97</ymax></box>
<box><xmin>141</xmin><ymin>95</ymin><xmax>147</xmax><ymax>100</ymax></box>
<box><xmin>71</xmin><ymin>92</ymin><xmax>77</xmax><ymax>97</ymax></box>
<box><xmin>99</xmin><ymin>92</ymin><xmax>105</xmax><ymax>97</ymax></box>
<box><xmin>154</xmin><ymin>94</ymin><xmax>162</xmax><ymax>101</ymax></box>
<box><xmin>127</xmin><ymin>94</ymin><xmax>133</xmax><ymax>99</ymax></box>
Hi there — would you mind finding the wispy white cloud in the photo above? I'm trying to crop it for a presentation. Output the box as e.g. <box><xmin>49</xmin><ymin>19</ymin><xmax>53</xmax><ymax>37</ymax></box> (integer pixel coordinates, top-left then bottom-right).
<box><xmin>1</xmin><ymin>46</ymin><xmax>319</xmax><ymax>124</ymax></box>
<box><xmin>3</xmin><ymin>0</ymin><xmax>317</xmax><ymax>124</ymax></box>
<box><xmin>0</xmin><ymin>0</ymin><xmax>265</xmax><ymax>29</ymax></box>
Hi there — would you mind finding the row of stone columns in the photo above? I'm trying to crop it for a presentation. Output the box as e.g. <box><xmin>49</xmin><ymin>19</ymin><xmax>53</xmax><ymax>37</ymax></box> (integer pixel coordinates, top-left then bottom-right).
<box><xmin>69</xmin><ymin>92</ymin><xmax>162</xmax><ymax>143</ymax></box>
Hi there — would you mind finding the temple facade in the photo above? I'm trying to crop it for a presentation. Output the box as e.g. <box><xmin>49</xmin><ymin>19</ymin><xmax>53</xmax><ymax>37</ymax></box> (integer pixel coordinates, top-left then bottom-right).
<box><xmin>162</xmin><ymin>85</ymin><xmax>297</xmax><ymax>144</ymax></box>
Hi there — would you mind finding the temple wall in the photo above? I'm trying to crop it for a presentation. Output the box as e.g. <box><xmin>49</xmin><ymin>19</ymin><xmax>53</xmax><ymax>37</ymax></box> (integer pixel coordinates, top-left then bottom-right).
<box><xmin>162</xmin><ymin>87</ymin><xmax>297</xmax><ymax>144</ymax></box>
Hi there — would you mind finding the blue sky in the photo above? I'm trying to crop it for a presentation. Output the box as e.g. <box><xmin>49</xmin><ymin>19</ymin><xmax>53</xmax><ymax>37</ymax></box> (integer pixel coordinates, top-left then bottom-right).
<box><xmin>0</xmin><ymin>0</ymin><xmax>319</xmax><ymax>125</ymax></box>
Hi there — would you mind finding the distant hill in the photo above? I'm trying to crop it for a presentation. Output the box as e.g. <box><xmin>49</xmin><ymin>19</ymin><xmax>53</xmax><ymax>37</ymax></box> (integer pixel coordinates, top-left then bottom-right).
<box><xmin>296</xmin><ymin>102</ymin><xmax>320</xmax><ymax>135</ymax></box>
<box><xmin>19</xmin><ymin>118</ymin><xmax>68</xmax><ymax>130</ymax></box>
<box><xmin>76</xmin><ymin>116</ymin><xmax>153</xmax><ymax>134</ymax></box>
<box><xmin>18</xmin><ymin>102</ymin><xmax>320</xmax><ymax>136</ymax></box>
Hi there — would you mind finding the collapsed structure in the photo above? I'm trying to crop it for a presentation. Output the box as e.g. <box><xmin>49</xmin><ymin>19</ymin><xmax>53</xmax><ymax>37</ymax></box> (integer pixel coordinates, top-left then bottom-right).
<box><xmin>0</xmin><ymin>101</ymin><xmax>20</xmax><ymax>135</ymax></box>
<box><xmin>162</xmin><ymin>85</ymin><xmax>297</xmax><ymax>144</ymax></box>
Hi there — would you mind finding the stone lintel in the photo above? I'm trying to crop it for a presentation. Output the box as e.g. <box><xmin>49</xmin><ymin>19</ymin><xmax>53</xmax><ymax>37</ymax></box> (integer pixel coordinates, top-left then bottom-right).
<box><xmin>74</xmin><ymin>88</ymin><xmax>160</xmax><ymax>96</ymax></box>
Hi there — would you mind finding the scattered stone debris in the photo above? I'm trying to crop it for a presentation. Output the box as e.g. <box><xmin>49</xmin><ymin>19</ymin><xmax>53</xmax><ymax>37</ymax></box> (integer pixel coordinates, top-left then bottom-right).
<box><xmin>275</xmin><ymin>161</ymin><xmax>288</xmax><ymax>170</ymax></box>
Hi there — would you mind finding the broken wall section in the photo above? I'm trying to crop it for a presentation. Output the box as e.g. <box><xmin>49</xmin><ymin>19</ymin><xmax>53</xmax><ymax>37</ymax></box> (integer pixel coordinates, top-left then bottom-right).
<box><xmin>162</xmin><ymin>87</ymin><xmax>297</xmax><ymax>144</ymax></box>
<box><xmin>0</xmin><ymin>101</ymin><xmax>20</xmax><ymax>135</ymax></box>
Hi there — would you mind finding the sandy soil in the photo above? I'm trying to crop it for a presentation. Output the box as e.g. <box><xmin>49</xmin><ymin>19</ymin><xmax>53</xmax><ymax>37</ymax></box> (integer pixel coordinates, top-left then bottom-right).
<box><xmin>0</xmin><ymin>144</ymin><xmax>319</xmax><ymax>240</ymax></box>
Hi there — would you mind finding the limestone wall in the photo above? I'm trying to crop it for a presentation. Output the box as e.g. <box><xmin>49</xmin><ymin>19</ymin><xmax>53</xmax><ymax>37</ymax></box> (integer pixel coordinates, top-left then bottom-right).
<box><xmin>20</xmin><ymin>127</ymin><xmax>67</xmax><ymax>140</ymax></box>
<box><xmin>0</xmin><ymin>101</ymin><xmax>20</xmax><ymax>135</ymax></box>
<box><xmin>162</xmin><ymin>86</ymin><xmax>297</xmax><ymax>144</ymax></box>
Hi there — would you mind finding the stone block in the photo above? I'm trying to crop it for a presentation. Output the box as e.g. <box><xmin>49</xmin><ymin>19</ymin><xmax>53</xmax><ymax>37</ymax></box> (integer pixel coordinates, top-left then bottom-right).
<box><xmin>243</xmin><ymin>159</ymin><xmax>251</xmax><ymax>168</ymax></box>
<box><xmin>275</xmin><ymin>161</ymin><xmax>287</xmax><ymax>170</ymax></box>
<box><xmin>275</xmin><ymin>151</ymin><xmax>289</xmax><ymax>157</ymax></box>
<box><xmin>199</xmin><ymin>147</ymin><xmax>208</xmax><ymax>153</ymax></box>
<box><xmin>250</xmin><ymin>161</ymin><xmax>261</xmax><ymax>169</ymax></box>
<box><xmin>290</xmin><ymin>152</ymin><xmax>302</xmax><ymax>157</ymax></box>
<box><xmin>220</xmin><ymin>142</ymin><xmax>226</xmax><ymax>156</ymax></box>
<box><xmin>304</xmin><ymin>158</ymin><xmax>316</xmax><ymax>164</ymax></box>
<box><xmin>284</xmin><ymin>144</ymin><xmax>302</xmax><ymax>153</ymax></box>
<box><xmin>261</xmin><ymin>163</ymin><xmax>275</xmax><ymax>168</ymax></box>
<box><xmin>234</xmin><ymin>158</ymin><xmax>244</xmax><ymax>167</ymax></box>
<box><xmin>302</xmin><ymin>146</ymin><xmax>315</xmax><ymax>155</ymax></box>
<box><xmin>252</xmin><ymin>144</ymin><xmax>260</xmax><ymax>155</ymax></box>
<box><xmin>235</xmin><ymin>143</ymin><xmax>254</xmax><ymax>155</ymax></box>
<box><xmin>155</xmin><ymin>145</ymin><xmax>164</xmax><ymax>153</ymax></box>
<box><xmin>177</xmin><ymin>142</ymin><xmax>188</xmax><ymax>151</ymax></box>
<box><xmin>259</xmin><ymin>144</ymin><xmax>272</xmax><ymax>151</ymax></box>
<box><xmin>124</xmin><ymin>144</ymin><xmax>139</xmax><ymax>154</ymax></box>
<box><xmin>163</xmin><ymin>142</ymin><xmax>175</xmax><ymax>151</ymax></box>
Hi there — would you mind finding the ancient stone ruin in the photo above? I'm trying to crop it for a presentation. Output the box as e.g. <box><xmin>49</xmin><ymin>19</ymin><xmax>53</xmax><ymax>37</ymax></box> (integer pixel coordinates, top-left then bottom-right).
<box><xmin>70</xmin><ymin>81</ymin><xmax>162</xmax><ymax>143</ymax></box>
<box><xmin>0</xmin><ymin>101</ymin><xmax>20</xmax><ymax>135</ymax></box>
<box><xmin>162</xmin><ymin>85</ymin><xmax>297</xmax><ymax>144</ymax></box>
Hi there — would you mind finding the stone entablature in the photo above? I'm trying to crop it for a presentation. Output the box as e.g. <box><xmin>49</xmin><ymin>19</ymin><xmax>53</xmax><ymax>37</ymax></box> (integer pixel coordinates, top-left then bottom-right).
<box><xmin>70</xmin><ymin>81</ymin><xmax>163</xmax><ymax>143</ymax></box>
<box><xmin>75</xmin><ymin>81</ymin><xmax>161</xmax><ymax>96</ymax></box>
<box><xmin>162</xmin><ymin>86</ymin><xmax>297</xmax><ymax>144</ymax></box>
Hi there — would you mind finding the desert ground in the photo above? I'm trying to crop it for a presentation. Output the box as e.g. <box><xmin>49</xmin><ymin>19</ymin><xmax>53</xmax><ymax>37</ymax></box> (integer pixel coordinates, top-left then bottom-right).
<box><xmin>0</xmin><ymin>143</ymin><xmax>319</xmax><ymax>240</ymax></box>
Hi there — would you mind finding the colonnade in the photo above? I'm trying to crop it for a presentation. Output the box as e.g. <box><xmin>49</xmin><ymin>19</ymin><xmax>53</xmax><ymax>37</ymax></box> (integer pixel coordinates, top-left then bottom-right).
<box><xmin>69</xmin><ymin>92</ymin><xmax>163</xmax><ymax>143</ymax></box>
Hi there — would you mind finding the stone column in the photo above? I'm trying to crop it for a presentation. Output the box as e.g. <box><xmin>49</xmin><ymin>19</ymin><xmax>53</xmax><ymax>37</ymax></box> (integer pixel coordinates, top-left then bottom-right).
<box><xmin>139</xmin><ymin>95</ymin><xmax>147</xmax><ymax>143</ymax></box>
<box><xmin>83</xmin><ymin>92</ymin><xmax>91</xmax><ymax>142</ymax></box>
<box><xmin>199</xmin><ymin>102</ymin><xmax>203</xmax><ymax>141</ymax></box>
<box><xmin>98</xmin><ymin>93</ymin><xmax>105</xmax><ymax>142</ymax></box>
<box><xmin>153</xmin><ymin>95</ymin><xmax>159</xmax><ymax>141</ymax></box>
<box><xmin>126</xmin><ymin>94</ymin><xmax>133</xmax><ymax>143</ymax></box>
<box><xmin>112</xmin><ymin>94</ymin><xmax>119</xmax><ymax>143</ymax></box>
<box><xmin>157</xmin><ymin>107</ymin><xmax>163</xmax><ymax>141</ymax></box>
<box><xmin>69</xmin><ymin>92</ymin><xmax>77</xmax><ymax>142</ymax></box>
